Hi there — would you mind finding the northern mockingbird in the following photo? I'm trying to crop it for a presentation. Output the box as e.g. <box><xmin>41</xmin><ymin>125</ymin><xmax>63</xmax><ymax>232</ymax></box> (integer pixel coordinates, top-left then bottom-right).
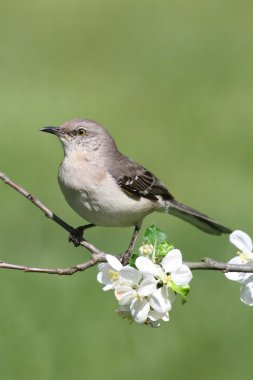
<box><xmin>41</xmin><ymin>119</ymin><xmax>231</xmax><ymax>256</ymax></box>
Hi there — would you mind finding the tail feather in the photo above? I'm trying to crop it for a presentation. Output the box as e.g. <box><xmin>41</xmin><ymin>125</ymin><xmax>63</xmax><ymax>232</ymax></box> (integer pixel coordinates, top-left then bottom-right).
<box><xmin>168</xmin><ymin>200</ymin><xmax>232</xmax><ymax>235</ymax></box>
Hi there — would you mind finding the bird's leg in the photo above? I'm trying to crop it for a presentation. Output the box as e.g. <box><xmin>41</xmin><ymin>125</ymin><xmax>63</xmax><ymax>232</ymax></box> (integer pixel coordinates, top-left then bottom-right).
<box><xmin>121</xmin><ymin>223</ymin><xmax>142</xmax><ymax>265</ymax></box>
<box><xmin>69</xmin><ymin>224</ymin><xmax>95</xmax><ymax>247</ymax></box>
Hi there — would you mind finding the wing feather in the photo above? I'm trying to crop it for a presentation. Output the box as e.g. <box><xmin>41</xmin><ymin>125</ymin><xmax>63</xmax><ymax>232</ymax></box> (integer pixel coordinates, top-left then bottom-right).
<box><xmin>117</xmin><ymin>170</ymin><xmax>173</xmax><ymax>201</ymax></box>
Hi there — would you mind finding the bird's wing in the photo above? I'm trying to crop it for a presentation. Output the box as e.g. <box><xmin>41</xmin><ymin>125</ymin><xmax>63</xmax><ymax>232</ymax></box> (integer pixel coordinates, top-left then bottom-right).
<box><xmin>117</xmin><ymin>170</ymin><xmax>173</xmax><ymax>200</ymax></box>
<box><xmin>110</xmin><ymin>155</ymin><xmax>174</xmax><ymax>201</ymax></box>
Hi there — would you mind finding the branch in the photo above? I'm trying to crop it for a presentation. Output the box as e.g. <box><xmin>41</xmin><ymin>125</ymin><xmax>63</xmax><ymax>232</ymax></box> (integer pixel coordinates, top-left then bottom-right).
<box><xmin>185</xmin><ymin>258</ymin><xmax>253</xmax><ymax>272</ymax></box>
<box><xmin>1</xmin><ymin>171</ymin><xmax>253</xmax><ymax>276</ymax></box>
<box><xmin>0</xmin><ymin>257</ymin><xmax>252</xmax><ymax>276</ymax></box>
<box><xmin>0</xmin><ymin>253</ymin><xmax>106</xmax><ymax>275</ymax></box>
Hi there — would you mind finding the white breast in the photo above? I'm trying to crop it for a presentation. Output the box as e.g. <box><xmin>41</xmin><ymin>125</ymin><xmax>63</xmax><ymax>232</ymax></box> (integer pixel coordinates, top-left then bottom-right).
<box><xmin>58</xmin><ymin>153</ymin><xmax>154</xmax><ymax>227</ymax></box>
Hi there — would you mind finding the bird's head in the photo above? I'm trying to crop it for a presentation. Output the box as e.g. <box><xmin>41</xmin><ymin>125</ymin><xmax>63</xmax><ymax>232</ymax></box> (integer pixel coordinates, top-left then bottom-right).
<box><xmin>40</xmin><ymin>119</ymin><xmax>117</xmax><ymax>156</ymax></box>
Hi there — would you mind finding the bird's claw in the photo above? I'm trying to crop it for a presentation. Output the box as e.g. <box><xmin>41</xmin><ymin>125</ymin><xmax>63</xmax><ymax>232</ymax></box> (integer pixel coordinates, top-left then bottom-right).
<box><xmin>68</xmin><ymin>226</ymin><xmax>85</xmax><ymax>247</ymax></box>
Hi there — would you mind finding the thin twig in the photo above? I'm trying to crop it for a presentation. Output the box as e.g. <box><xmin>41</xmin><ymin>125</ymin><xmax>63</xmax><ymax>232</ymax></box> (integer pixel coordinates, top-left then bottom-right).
<box><xmin>0</xmin><ymin>257</ymin><xmax>252</xmax><ymax>276</ymax></box>
<box><xmin>0</xmin><ymin>253</ymin><xmax>106</xmax><ymax>275</ymax></box>
<box><xmin>185</xmin><ymin>258</ymin><xmax>253</xmax><ymax>273</ymax></box>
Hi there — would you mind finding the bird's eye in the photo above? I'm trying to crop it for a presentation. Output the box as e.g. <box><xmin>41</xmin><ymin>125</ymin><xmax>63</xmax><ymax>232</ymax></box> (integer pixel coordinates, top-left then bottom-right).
<box><xmin>76</xmin><ymin>128</ymin><xmax>86</xmax><ymax>136</ymax></box>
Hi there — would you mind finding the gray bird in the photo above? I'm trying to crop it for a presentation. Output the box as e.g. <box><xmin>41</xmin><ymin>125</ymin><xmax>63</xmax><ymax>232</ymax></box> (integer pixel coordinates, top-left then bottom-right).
<box><xmin>41</xmin><ymin>119</ymin><xmax>231</xmax><ymax>257</ymax></box>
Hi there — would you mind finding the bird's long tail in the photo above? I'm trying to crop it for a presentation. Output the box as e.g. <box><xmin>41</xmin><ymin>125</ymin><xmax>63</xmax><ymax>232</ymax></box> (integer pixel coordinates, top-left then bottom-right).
<box><xmin>168</xmin><ymin>199</ymin><xmax>231</xmax><ymax>235</ymax></box>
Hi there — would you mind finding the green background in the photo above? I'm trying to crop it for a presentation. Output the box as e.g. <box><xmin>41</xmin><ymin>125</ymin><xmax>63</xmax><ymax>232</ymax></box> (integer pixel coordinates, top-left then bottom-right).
<box><xmin>0</xmin><ymin>0</ymin><xmax>253</xmax><ymax>379</ymax></box>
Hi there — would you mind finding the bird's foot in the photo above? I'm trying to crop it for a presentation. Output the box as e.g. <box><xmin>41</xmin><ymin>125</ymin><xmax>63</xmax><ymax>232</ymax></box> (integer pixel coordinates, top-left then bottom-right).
<box><xmin>69</xmin><ymin>226</ymin><xmax>86</xmax><ymax>247</ymax></box>
<box><xmin>69</xmin><ymin>224</ymin><xmax>95</xmax><ymax>247</ymax></box>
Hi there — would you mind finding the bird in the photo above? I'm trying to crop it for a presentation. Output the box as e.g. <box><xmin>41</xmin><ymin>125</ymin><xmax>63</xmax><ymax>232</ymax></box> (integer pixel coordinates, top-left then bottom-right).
<box><xmin>40</xmin><ymin>119</ymin><xmax>231</xmax><ymax>258</ymax></box>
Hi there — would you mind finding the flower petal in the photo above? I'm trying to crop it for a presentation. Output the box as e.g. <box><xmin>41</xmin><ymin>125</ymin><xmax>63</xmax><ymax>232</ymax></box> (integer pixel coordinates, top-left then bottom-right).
<box><xmin>97</xmin><ymin>263</ymin><xmax>107</xmax><ymax>272</ymax></box>
<box><xmin>161</xmin><ymin>314</ymin><xmax>170</xmax><ymax>322</ymax></box>
<box><xmin>171</xmin><ymin>264</ymin><xmax>193</xmax><ymax>285</ymax></box>
<box><xmin>105</xmin><ymin>254</ymin><xmax>123</xmax><ymax>271</ymax></box>
<box><xmin>120</xmin><ymin>266</ymin><xmax>142</xmax><ymax>285</ymax></box>
<box><xmin>115</xmin><ymin>285</ymin><xmax>134</xmax><ymax>305</ymax></box>
<box><xmin>150</xmin><ymin>285</ymin><xmax>174</xmax><ymax>313</ymax></box>
<box><xmin>135</xmin><ymin>256</ymin><xmax>159</xmax><ymax>276</ymax></box>
<box><xmin>240</xmin><ymin>278</ymin><xmax>253</xmax><ymax>306</ymax></box>
<box><xmin>225</xmin><ymin>256</ymin><xmax>249</xmax><ymax>283</ymax></box>
<box><xmin>161</xmin><ymin>249</ymin><xmax>182</xmax><ymax>273</ymax></box>
<box><xmin>229</xmin><ymin>230</ymin><xmax>253</xmax><ymax>253</ymax></box>
<box><xmin>102</xmin><ymin>283</ymin><xmax>114</xmax><ymax>291</ymax></box>
<box><xmin>130</xmin><ymin>298</ymin><xmax>150</xmax><ymax>324</ymax></box>
<box><xmin>148</xmin><ymin>310</ymin><xmax>169</xmax><ymax>322</ymax></box>
<box><xmin>138</xmin><ymin>276</ymin><xmax>157</xmax><ymax>297</ymax></box>
<box><xmin>118</xmin><ymin>292</ymin><xmax>134</xmax><ymax>306</ymax></box>
<box><xmin>97</xmin><ymin>264</ymin><xmax>111</xmax><ymax>285</ymax></box>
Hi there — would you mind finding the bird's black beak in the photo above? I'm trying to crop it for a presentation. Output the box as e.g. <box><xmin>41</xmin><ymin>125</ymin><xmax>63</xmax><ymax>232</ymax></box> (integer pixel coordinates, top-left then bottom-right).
<box><xmin>40</xmin><ymin>126</ymin><xmax>60</xmax><ymax>135</ymax></box>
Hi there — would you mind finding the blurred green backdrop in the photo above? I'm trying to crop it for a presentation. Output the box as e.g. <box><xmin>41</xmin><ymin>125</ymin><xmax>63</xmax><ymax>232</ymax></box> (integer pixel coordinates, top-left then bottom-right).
<box><xmin>0</xmin><ymin>0</ymin><xmax>253</xmax><ymax>379</ymax></box>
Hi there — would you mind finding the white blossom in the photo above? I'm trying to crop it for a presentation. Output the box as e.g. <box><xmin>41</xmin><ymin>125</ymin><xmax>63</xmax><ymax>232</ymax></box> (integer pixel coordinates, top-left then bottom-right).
<box><xmin>225</xmin><ymin>230</ymin><xmax>253</xmax><ymax>306</ymax></box>
<box><xmin>97</xmin><ymin>246</ymin><xmax>192</xmax><ymax>327</ymax></box>
<box><xmin>114</xmin><ymin>275</ymin><xmax>157</xmax><ymax>324</ymax></box>
<box><xmin>97</xmin><ymin>254</ymin><xmax>123</xmax><ymax>291</ymax></box>
<box><xmin>97</xmin><ymin>254</ymin><xmax>141</xmax><ymax>291</ymax></box>
<box><xmin>134</xmin><ymin>250</ymin><xmax>192</xmax><ymax>314</ymax></box>
<box><xmin>225</xmin><ymin>230</ymin><xmax>253</xmax><ymax>283</ymax></box>
<box><xmin>135</xmin><ymin>249</ymin><xmax>193</xmax><ymax>287</ymax></box>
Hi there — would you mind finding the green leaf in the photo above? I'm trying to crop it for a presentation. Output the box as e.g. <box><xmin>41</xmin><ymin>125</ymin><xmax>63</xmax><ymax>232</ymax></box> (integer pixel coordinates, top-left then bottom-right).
<box><xmin>143</xmin><ymin>225</ymin><xmax>167</xmax><ymax>245</ymax></box>
<box><xmin>170</xmin><ymin>283</ymin><xmax>190</xmax><ymax>301</ymax></box>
